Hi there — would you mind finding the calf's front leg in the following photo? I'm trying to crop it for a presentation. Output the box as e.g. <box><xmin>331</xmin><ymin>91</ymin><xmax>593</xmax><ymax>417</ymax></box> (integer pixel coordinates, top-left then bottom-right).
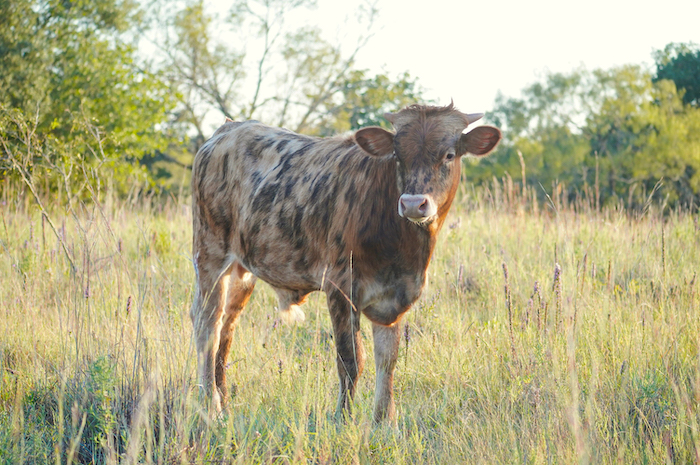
<box><xmin>327</xmin><ymin>290</ymin><xmax>365</xmax><ymax>420</ymax></box>
<box><xmin>372</xmin><ymin>320</ymin><xmax>401</xmax><ymax>423</ymax></box>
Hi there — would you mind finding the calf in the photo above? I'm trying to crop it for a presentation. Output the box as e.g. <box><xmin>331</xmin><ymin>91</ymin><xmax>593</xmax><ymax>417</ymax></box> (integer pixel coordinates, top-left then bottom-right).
<box><xmin>191</xmin><ymin>103</ymin><xmax>501</xmax><ymax>421</ymax></box>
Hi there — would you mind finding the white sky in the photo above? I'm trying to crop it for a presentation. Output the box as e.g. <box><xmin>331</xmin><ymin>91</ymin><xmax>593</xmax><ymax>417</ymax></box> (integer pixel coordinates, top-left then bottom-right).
<box><xmin>306</xmin><ymin>0</ymin><xmax>700</xmax><ymax>115</ymax></box>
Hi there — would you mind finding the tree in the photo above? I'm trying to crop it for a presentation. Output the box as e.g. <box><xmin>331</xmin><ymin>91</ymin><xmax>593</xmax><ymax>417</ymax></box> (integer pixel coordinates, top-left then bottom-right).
<box><xmin>0</xmin><ymin>0</ymin><xmax>175</xmax><ymax>195</ymax></box>
<box><xmin>146</xmin><ymin>0</ymin><xmax>423</xmax><ymax>146</ymax></box>
<box><xmin>621</xmin><ymin>79</ymin><xmax>700</xmax><ymax>206</ymax></box>
<box><xmin>322</xmin><ymin>70</ymin><xmax>425</xmax><ymax>135</ymax></box>
<box><xmin>480</xmin><ymin>69</ymin><xmax>594</xmax><ymax>192</ymax></box>
<box><xmin>653</xmin><ymin>42</ymin><xmax>700</xmax><ymax>107</ymax></box>
<box><xmin>480</xmin><ymin>62</ymin><xmax>700</xmax><ymax>209</ymax></box>
<box><xmin>586</xmin><ymin>66</ymin><xmax>700</xmax><ymax>207</ymax></box>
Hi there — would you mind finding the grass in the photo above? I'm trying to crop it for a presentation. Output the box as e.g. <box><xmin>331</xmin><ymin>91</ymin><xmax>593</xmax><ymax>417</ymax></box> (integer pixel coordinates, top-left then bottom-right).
<box><xmin>1</xmin><ymin>182</ymin><xmax>699</xmax><ymax>464</ymax></box>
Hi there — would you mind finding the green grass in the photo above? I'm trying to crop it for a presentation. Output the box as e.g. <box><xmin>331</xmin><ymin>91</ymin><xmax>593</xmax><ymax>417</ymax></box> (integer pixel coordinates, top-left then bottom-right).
<box><xmin>1</xmin><ymin>186</ymin><xmax>699</xmax><ymax>464</ymax></box>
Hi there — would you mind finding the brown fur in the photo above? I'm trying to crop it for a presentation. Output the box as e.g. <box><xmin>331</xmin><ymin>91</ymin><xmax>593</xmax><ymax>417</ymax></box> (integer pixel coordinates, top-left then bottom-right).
<box><xmin>191</xmin><ymin>104</ymin><xmax>501</xmax><ymax>421</ymax></box>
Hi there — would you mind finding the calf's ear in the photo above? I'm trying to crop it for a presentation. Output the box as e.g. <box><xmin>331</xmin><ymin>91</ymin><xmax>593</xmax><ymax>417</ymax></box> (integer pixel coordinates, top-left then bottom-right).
<box><xmin>456</xmin><ymin>126</ymin><xmax>502</xmax><ymax>157</ymax></box>
<box><xmin>355</xmin><ymin>127</ymin><xmax>395</xmax><ymax>157</ymax></box>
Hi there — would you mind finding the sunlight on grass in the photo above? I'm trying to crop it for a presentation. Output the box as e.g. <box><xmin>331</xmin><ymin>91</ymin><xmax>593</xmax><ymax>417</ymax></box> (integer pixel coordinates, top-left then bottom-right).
<box><xmin>1</xmin><ymin>185</ymin><xmax>699</xmax><ymax>463</ymax></box>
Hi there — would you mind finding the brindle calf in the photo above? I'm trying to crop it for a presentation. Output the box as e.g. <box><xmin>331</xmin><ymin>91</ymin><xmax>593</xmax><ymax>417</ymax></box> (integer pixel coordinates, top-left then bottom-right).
<box><xmin>191</xmin><ymin>103</ymin><xmax>501</xmax><ymax>421</ymax></box>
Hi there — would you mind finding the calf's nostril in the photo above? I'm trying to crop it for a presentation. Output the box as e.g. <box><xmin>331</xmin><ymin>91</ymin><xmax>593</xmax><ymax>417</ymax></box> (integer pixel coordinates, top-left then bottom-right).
<box><xmin>418</xmin><ymin>199</ymin><xmax>428</xmax><ymax>214</ymax></box>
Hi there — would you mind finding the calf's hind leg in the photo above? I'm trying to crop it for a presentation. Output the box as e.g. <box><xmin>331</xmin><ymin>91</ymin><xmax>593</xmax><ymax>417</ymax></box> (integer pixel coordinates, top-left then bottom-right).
<box><xmin>191</xmin><ymin>256</ymin><xmax>231</xmax><ymax>413</ymax></box>
<box><xmin>215</xmin><ymin>263</ymin><xmax>256</xmax><ymax>404</ymax></box>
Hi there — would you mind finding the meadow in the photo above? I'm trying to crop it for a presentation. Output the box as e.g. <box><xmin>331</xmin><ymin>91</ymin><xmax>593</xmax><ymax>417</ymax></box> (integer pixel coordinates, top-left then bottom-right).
<box><xmin>1</xmin><ymin>180</ymin><xmax>699</xmax><ymax>464</ymax></box>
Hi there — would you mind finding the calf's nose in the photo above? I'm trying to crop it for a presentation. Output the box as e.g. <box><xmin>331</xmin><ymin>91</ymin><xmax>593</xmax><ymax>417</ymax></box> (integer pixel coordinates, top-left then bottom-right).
<box><xmin>398</xmin><ymin>194</ymin><xmax>436</xmax><ymax>220</ymax></box>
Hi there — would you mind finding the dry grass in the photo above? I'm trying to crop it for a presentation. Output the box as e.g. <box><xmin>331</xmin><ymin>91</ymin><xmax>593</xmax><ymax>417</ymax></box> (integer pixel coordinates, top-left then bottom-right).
<box><xmin>1</xmin><ymin>182</ymin><xmax>699</xmax><ymax>464</ymax></box>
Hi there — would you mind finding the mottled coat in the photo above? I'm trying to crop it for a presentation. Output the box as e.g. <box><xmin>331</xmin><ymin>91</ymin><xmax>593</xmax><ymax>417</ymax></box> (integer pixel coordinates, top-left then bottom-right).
<box><xmin>191</xmin><ymin>103</ymin><xmax>501</xmax><ymax>421</ymax></box>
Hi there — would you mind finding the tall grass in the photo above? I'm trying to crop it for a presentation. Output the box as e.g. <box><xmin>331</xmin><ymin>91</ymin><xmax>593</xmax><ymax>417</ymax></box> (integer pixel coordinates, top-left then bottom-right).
<box><xmin>1</xmin><ymin>178</ymin><xmax>699</xmax><ymax>463</ymax></box>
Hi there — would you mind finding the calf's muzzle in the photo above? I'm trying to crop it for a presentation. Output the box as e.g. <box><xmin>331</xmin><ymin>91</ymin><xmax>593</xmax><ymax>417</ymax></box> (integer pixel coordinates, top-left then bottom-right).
<box><xmin>398</xmin><ymin>194</ymin><xmax>437</xmax><ymax>221</ymax></box>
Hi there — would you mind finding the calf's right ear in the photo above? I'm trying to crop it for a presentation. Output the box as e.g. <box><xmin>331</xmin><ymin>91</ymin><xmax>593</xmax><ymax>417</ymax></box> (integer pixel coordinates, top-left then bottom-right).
<box><xmin>355</xmin><ymin>127</ymin><xmax>395</xmax><ymax>157</ymax></box>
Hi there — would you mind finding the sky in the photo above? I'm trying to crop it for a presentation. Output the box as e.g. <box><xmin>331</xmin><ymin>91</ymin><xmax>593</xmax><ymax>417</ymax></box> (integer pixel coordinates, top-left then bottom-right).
<box><xmin>305</xmin><ymin>0</ymin><xmax>700</xmax><ymax>115</ymax></box>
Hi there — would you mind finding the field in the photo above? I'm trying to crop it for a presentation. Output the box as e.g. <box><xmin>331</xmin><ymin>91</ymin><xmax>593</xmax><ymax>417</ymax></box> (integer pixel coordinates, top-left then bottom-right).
<box><xmin>1</xmin><ymin>183</ymin><xmax>699</xmax><ymax>464</ymax></box>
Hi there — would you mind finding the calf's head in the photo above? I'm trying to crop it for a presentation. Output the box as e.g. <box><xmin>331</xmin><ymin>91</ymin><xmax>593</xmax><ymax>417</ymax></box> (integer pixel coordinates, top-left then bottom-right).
<box><xmin>355</xmin><ymin>103</ymin><xmax>501</xmax><ymax>227</ymax></box>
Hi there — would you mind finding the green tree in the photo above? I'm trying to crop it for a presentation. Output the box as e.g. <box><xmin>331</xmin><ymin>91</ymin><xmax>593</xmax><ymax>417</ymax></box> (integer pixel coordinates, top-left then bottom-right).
<box><xmin>147</xmin><ymin>0</ymin><xmax>422</xmax><ymax>145</ymax></box>
<box><xmin>323</xmin><ymin>70</ymin><xmax>425</xmax><ymax>135</ymax></box>
<box><xmin>150</xmin><ymin>0</ymin><xmax>355</xmax><ymax>143</ymax></box>
<box><xmin>622</xmin><ymin>80</ymin><xmax>700</xmax><ymax>206</ymax></box>
<box><xmin>587</xmin><ymin>66</ymin><xmax>700</xmax><ymax>207</ymax></box>
<box><xmin>480</xmin><ymin>69</ymin><xmax>593</xmax><ymax>192</ymax></box>
<box><xmin>653</xmin><ymin>42</ymin><xmax>700</xmax><ymax>107</ymax></box>
<box><xmin>1</xmin><ymin>0</ymin><xmax>175</xmax><ymax>195</ymax></box>
<box><xmin>480</xmin><ymin>62</ymin><xmax>700</xmax><ymax>208</ymax></box>
<box><xmin>584</xmin><ymin>66</ymin><xmax>655</xmax><ymax>202</ymax></box>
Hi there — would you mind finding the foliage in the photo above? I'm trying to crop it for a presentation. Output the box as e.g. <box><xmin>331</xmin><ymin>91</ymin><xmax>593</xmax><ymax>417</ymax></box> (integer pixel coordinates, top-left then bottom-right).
<box><xmin>653</xmin><ymin>42</ymin><xmax>700</xmax><ymax>107</ymax></box>
<box><xmin>588</xmin><ymin>74</ymin><xmax>700</xmax><ymax>206</ymax></box>
<box><xmin>146</xmin><ymin>0</ymin><xmax>423</xmax><ymax>146</ymax></box>
<box><xmin>0</xmin><ymin>0</ymin><xmax>424</xmax><ymax>195</ymax></box>
<box><xmin>480</xmin><ymin>64</ymin><xmax>700</xmax><ymax>209</ymax></box>
<box><xmin>323</xmin><ymin>69</ymin><xmax>426</xmax><ymax>135</ymax></box>
<box><xmin>0</xmin><ymin>0</ymin><xmax>176</xmax><ymax>196</ymax></box>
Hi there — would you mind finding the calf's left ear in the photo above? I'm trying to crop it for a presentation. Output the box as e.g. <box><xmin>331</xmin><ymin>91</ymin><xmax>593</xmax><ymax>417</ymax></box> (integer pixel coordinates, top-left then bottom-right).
<box><xmin>355</xmin><ymin>127</ymin><xmax>395</xmax><ymax>157</ymax></box>
<box><xmin>457</xmin><ymin>126</ymin><xmax>502</xmax><ymax>157</ymax></box>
